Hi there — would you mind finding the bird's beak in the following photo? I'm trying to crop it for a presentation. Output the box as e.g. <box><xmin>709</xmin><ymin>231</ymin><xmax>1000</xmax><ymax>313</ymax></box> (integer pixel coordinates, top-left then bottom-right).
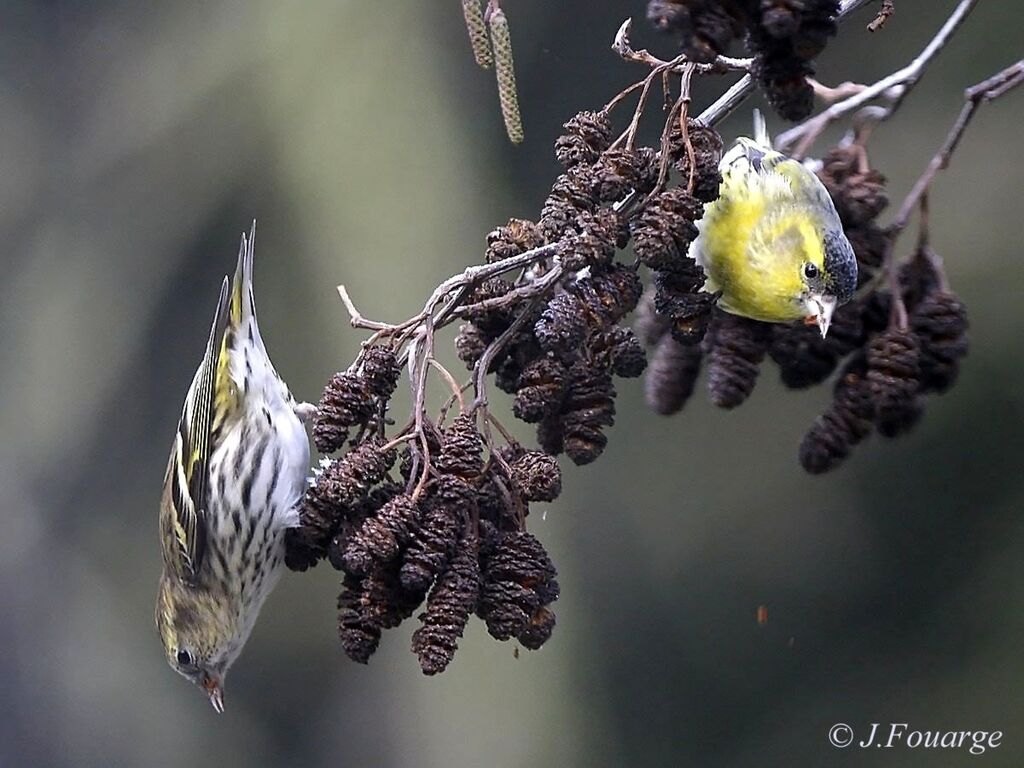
<box><xmin>804</xmin><ymin>294</ymin><xmax>837</xmax><ymax>338</ymax></box>
<box><xmin>203</xmin><ymin>674</ymin><xmax>225</xmax><ymax>714</ymax></box>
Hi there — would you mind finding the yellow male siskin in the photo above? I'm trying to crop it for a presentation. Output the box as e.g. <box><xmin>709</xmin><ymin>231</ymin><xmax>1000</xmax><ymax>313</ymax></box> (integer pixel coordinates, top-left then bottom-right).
<box><xmin>156</xmin><ymin>224</ymin><xmax>312</xmax><ymax>712</ymax></box>
<box><xmin>690</xmin><ymin>111</ymin><xmax>857</xmax><ymax>337</ymax></box>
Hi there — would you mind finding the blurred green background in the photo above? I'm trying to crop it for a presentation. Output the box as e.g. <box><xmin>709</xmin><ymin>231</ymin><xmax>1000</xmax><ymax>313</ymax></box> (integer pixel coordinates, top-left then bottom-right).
<box><xmin>2</xmin><ymin>2</ymin><xmax>1023</xmax><ymax>766</ymax></box>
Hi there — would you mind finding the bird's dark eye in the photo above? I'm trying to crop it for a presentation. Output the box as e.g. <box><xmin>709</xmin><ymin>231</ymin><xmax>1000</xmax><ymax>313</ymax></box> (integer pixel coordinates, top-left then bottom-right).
<box><xmin>803</xmin><ymin>262</ymin><xmax>819</xmax><ymax>279</ymax></box>
<box><xmin>176</xmin><ymin>649</ymin><xmax>194</xmax><ymax>667</ymax></box>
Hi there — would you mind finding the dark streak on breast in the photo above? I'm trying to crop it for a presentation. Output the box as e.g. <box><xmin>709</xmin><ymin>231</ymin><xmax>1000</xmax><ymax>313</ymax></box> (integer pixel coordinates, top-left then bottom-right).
<box><xmin>264</xmin><ymin>446</ymin><xmax>280</xmax><ymax>507</ymax></box>
<box><xmin>242</xmin><ymin>434</ymin><xmax>268</xmax><ymax>510</ymax></box>
<box><xmin>242</xmin><ymin>516</ymin><xmax>257</xmax><ymax>555</ymax></box>
<box><xmin>233</xmin><ymin>423</ymin><xmax>250</xmax><ymax>476</ymax></box>
<box><xmin>215</xmin><ymin>546</ymin><xmax>229</xmax><ymax>575</ymax></box>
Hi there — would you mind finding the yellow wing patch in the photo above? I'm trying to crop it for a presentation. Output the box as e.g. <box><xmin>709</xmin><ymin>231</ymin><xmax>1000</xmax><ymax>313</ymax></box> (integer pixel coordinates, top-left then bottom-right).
<box><xmin>213</xmin><ymin>332</ymin><xmax>239</xmax><ymax>433</ymax></box>
<box><xmin>167</xmin><ymin>278</ymin><xmax>230</xmax><ymax>581</ymax></box>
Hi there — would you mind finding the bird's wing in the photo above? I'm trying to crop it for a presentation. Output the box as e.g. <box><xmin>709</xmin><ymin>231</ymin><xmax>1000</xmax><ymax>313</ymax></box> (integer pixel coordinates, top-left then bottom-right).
<box><xmin>722</xmin><ymin>134</ymin><xmax>840</xmax><ymax>219</ymax></box>
<box><xmin>164</xmin><ymin>277</ymin><xmax>231</xmax><ymax>582</ymax></box>
<box><xmin>768</xmin><ymin>156</ymin><xmax>840</xmax><ymax>212</ymax></box>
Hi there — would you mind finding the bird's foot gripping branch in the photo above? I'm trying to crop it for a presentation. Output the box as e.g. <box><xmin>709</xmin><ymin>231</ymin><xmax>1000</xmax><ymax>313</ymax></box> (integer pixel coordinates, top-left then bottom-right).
<box><xmin>283</xmin><ymin>0</ymin><xmax>1020</xmax><ymax>673</ymax></box>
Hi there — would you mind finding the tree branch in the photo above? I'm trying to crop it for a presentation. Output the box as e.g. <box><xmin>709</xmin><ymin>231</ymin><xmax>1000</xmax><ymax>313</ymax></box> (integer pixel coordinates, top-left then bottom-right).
<box><xmin>611</xmin><ymin>18</ymin><xmax>751</xmax><ymax>75</ymax></box>
<box><xmin>879</xmin><ymin>59</ymin><xmax>1023</xmax><ymax>330</ymax></box>
<box><xmin>888</xmin><ymin>59</ymin><xmax>1024</xmax><ymax>240</ymax></box>
<box><xmin>775</xmin><ymin>0</ymin><xmax>979</xmax><ymax>157</ymax></box>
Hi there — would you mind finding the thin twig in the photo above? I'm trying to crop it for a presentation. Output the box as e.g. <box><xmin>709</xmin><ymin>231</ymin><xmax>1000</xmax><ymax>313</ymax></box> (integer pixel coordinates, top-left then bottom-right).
<box><xmin>338</xmin><ymin>242</ymin><xmax>560</xmax><ymax>366</ymax></box>
<box><xmin>915</xmin><ymin>193</ymin><xmax>930</xmax><ymax>251</ymax></box>
<box><xmin>432</xmin><ymin>284</ymin><xmax>474</xmax><ymax>331</ymax></box>
<box><xmin>428</xmin><ymin>358</ymin><xmax>466</xmax><ymax>414</ymax></box>
<box><xmin>809</xmin><ymin>78</ymin><xmax>868</xmax><ymax>104</ymax></box>
<box><xmin>485</xmin><ymin>411</ymin><xmax>518</xmax><ymax>446</ymax></box>
<box><xmin>611</xmin><ymin>18</ymin><xmax>673</xmax><ymax>69</ymax></box>
<box><xmin>454</xmin><ymin>272</ymin><xmax>565</xmax><ymax>318</ymax></box>
<box><xmin>471</xmin><ymin>267</ymin><xmax>564</xmax><ymax>411</ymax></box>
<box><xmin>477</xmin><ymin>423</ymin><xmax>526</xmax><ymax>529</ymax></box>
<box><xmin>471</xmin><ymin>300</ymin><xmax>538</xmax><ymax>411</ymax></box>
<box><xmin>867</xmin><ymin>0</ymin><xmax>896</xmax><ymax>33</ymax></box>
<box><xmin>643</xmin><ymin>95</ymin><xmax>685</xmax><ymax>208</ymax></box>
<box><xmin>336</xmin><ymin>285</ymin><xmax>394</xmax><ymax>331</ymax></box>
<box><xmin>428</xmin><ymin>242</ymin><xmax>560</xmax><ymax>311</ymax></box>
<box><xmin>678</xmin><ymin>65</ymin><xmax>697</xmax><ymax>193</ymax></box>
<box><xmin>611</xmin><ymin>59</ymin><xmax>681</xmax><ymax>150</ymax></box>
<box><xmin>380</xmin><ymin>431</ymin><xmax>418</xmax><ymax>453</ymax></box>
<box><xmin>438</xmin><ymin>378</ymin><xmax>474</xmax><ymax>426</ymax></box>
<box><xmin>696</xmin><ymin>73</ymin><xmax>755</xmax><ymax>128</ymax></box>
<box><xmin>611</xmin><ymin>18</ymin><xmax>751</xmax><ymax>74</ymax></box>
<box><xmin>604</xmin><ymin>78</ymin><xmax>649</xmax><ymax>114</ymax></box>
<box><xmin>411</xmin><ymin>317</ymin><xmax>435</xmax><ymax>502</ymax></box>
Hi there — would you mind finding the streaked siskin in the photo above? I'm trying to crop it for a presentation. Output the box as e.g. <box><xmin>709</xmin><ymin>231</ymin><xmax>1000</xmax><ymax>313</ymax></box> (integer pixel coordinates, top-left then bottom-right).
<box><xmin>155</xmin><ymin>224</ymin><xmax>312</xmax><ymax>712</ymax></box>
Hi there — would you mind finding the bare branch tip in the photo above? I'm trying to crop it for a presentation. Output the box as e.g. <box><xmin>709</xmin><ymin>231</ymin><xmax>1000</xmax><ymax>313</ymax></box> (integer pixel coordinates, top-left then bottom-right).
<box><xmin>867</xmin><ymin>0</ymin><xmax>895</xmax><ymax>33</ymax></box>
<box><xmin>966</xmin><ymin>60</ymin><xmax>1024</xmax><ymax>103</ymax></box>
<box><xmin>612</xmin><ymin>18</ymin><xmax>633</xmax><ymax>55</ymax></box>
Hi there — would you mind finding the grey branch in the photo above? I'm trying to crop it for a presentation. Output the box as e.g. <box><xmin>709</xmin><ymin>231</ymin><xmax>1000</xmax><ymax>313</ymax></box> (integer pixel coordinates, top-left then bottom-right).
<box><xmin>774</xmin><ymin>0</ymin><xmax>979</xmax><ymax>157</ymax></box>
<box><xmin>889</xmin><ymin>59</ymin><xmax>1024</xmax><ymax>238</ymax></box>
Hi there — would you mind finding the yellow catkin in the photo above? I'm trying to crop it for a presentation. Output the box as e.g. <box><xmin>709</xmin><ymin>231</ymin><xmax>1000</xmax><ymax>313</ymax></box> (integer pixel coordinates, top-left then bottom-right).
<box><xmin>461</xmin><ymin>0</ymin><xmax>493</xmax><ymax>69</ymax></box>
<box><xmin>487</xmin><ymin>7</ymin><xmax>524</xmax><ymax>144</ymax></box>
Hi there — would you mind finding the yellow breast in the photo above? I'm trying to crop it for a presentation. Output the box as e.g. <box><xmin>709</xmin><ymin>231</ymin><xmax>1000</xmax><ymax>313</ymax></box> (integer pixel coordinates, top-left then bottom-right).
<box><xmin>693</xmin><ymin>166</ymin><xmax>822</xmax><ymax>323</ymax></box>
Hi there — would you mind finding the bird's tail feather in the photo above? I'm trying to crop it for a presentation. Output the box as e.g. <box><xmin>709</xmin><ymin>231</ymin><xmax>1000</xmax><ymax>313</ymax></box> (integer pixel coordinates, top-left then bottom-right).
<box><xmin>752</xmin><ymin>108</ymin><xmax>770</xmax><ymax>148</ymax></box>
<box><xmin>230</xmin><ymin>220</ymin><xmax>257</xmax><ymax>327</ymax></box>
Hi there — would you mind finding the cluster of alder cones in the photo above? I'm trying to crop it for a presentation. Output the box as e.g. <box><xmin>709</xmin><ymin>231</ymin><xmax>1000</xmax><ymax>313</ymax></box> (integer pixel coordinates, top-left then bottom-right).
<box><xmin>285</xmin><ymin>348</ymin><xmax>561</xmax><ymax>674</ymax></box>
<box><xmin>647</xmin><ymin>0</ymin><xmax>841</xmax><ymax>119</ymax></box>
<box><xmin>283</xmin><ymin>1</ymin><xmax>968</xmax><ymax>674</ymax></box>
<box><xmin>284</xmin><ymin>109</ymin><xmax>967</xmax><ymax>673</ymax></box>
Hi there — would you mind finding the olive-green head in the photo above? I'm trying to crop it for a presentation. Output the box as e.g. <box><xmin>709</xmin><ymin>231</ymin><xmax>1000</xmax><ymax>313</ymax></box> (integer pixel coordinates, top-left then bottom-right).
<box><xmin>155</xmin><ymin>574</ymin><xmax>234</xmax><ymax>713</ymax></box>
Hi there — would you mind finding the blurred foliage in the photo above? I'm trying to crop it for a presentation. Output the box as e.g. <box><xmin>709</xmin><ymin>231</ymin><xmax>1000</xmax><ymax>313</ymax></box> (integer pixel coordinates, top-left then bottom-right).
<box><xmin>1</xmin><ymin>1</ymin><xmax>1023</xmax><ymax>767</ymax></box>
